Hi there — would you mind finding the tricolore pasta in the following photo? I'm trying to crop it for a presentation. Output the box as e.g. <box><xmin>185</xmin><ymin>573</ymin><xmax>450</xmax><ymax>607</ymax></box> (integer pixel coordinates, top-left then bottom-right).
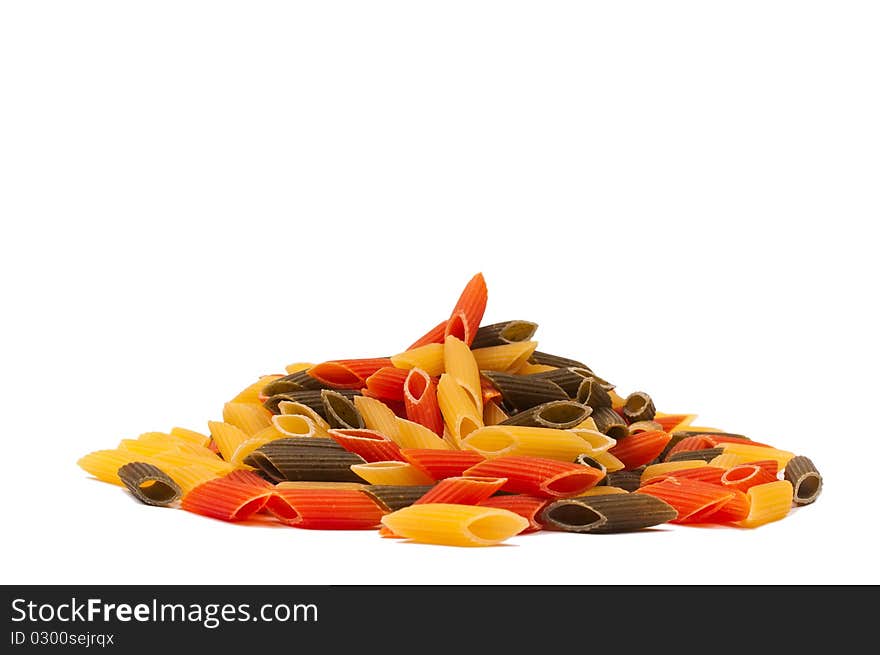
<box><xmin>78</xmin><ymin>273</ymin><xmax>822</xmax><ymax>547</ymax></box>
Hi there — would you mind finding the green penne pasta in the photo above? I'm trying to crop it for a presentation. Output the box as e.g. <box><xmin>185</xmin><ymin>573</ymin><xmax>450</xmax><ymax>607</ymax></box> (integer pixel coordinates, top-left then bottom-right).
<box><xmin>360</xmin><ymin>485</ymin><xmax>436</xmax><ymax>512</ymax></box>
<box><xmin>261</xmin><ymin>370</ymin><xmax>326</xmax><ymax>396</ymax></box>
<box><xmin>470</xmin><ymin>320</ymin><xmax>539</xmax><ymax>349</ymax></box>
<box><xmin>665</xmin><ymin>447</ymin><xmax>725</xmax><ymax>463</ymax></box>
<box><xmin>605</xmin><ymin>470</ymin><xmax>643</xmax><ymax>492</ymax></box>
<box><xmin>540</xmin><ymin>493</ymin><xmax>677</xmax><ymax>534</ymax></box>
<box><xmin>500</xmin><ymin>400</ymin><xmax>592</xmax><ymax>430</ymax></box>
<box><xmin>528</xmin><ymin>351</ymin><xmax>588</xmax><ymax>370</ymax></box>
<box><xmin>590</xmin><ymin>406</ymin><xmax>628</xmax><ymax>440</ymax></box>
<box><xmin>263</xmin><ymin>389</ymin><xmax>360</xmax><ymax>416</ymax></box>
<box><xmin>527</xmin><ymin>367</ymin><xmax>592</xmax><ymax>397</ymax></box>
<box><xmin>480</xmin><ymin>370</ymin><xmax>568</xmax><ymax>412</ymax></box>
<box><xmin>576</xmin><ymin>378</ymin><xmax>612</xmax><ymax>409</ymax></box>
<box><xmin>622</xmin><ymin>391</ymin><xmax>656</xmax><ymax>423</ymax></box>
<box><xmin>784</xmin><ymin>455</ymin><xmax>823</xmax><ymax>506</ymax></box>
<box><xmin>321</xmin><ymin>389</ymin><xmax>365</xmax><ymax>429</ymax></box>
<box><xmin>244</xmin><ymin>437</ymin><xmax>366</xmax><ymax>483</ymax></box>
<box><xmin>117</xmin><ymin>462</ymin><xmax>182</xmax><ymax>507</ymax></box>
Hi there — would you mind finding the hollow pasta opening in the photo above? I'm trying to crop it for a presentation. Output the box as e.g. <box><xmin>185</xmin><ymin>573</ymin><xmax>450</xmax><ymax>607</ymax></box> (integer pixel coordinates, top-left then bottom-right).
<box><xmin>462</xmin><ymin>429</ymin><xmax>513</xmax><ymax>455</ymax></box>
<box><xmin>310</xmin><ymin>363</ymin><xmax>360</xmax><ymax>387</ymax></box>
<box><xmin>500</xmin><ymin>321</ymin><xmax>537</xmax><ymax>342</ymax></box>
<box><xmin>405</xmin><ymin>369</ymin><xmax>429</xmax><ymax>401</ymax></box>
<box><xmin>544</xmin><ymin>471</ymin><xmax>599</xmax><ymax>496</ymax></box>
<box><xmin>722</xmin><ymin>466</ymin><xmax>758</xmax><ymax>483</ymax></box>
<box><xmin>247</xmin><ymin>452</ymin><xmax>284</xmax><ymax>482</ymax></box>
<box><xmin>796</xmin><ymin>473</ymin><xmax>821</xmax><ymax>500</ymax></box>
<box><xmin>537</xmin><ymin>402</ymin><xmax>589</xmax><ymax>427</ymax></box>
<box><xmin>232</xmin><ymin>496</ymin><xmax>271</xmax><ymax>520</ymax></box>
<box><xmin>545</xmin><ymin>503</ymin><xmax>605</xmax><ymax>530</ymax></box>
<box><xmin>458</xmin><ymin>417</ymin><xmax>481</xmax><ymax>441</ymax></box>
<box><xmin>137</xmin><ymin>479</ymin><xmax>178</xmax><ymax>503</ymax></box>
<box><xmin>466</xmin><ymin>513</ymin><xmax>525</xmax><ymax>542</ymax></box>
<box><xmin>273</xmin><ymin>414</ymin><xmax>313</xmax><ymax>436</ymax></box>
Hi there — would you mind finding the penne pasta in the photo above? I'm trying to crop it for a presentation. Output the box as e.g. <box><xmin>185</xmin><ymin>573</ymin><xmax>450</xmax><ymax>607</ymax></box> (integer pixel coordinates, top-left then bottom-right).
<box><xmin>471</xmin><ymin>320</ymin><xmax>538</xmax><ymax>349</ymax></box>
<box><xmin>444</xmin><ymin>335</ymin><xmax>483</xmax><ymax>415</ymax></box>
<box><xmin>403</xmin><ymin>368</ymin><xmax>444</xmax><ymax>436</ymax></box>
<box><xmin>414</xmin><ymin>476</ymin><xmax>507</xmax><ymax>506</ymax></box>
<box><xmin>443</xmin><ymin>272</ymin><xmax>488</xmax><ymax>347</ymax></box>
<box><xmin>608</xmin><ymin>430</ymin><xmax>671</xmax><ymax>470</ymax></box>
<box><xmin>480</xmin><ymin>370</ymin><xmax>567</xmax><ymax>412</ymax></box>
<box><xmin>391</xmin><ymin>343</ymin><xmax>446</xmax><ymax>377</ymax></box>
<box><xmin>461</xmin><ymin>425</ymin><xmax>595</xmax><ymax>461</ymax></box>
<box><xmin>528</xmin><ymin>351</ymin><xmax>587</xmax><ymax>369</ymax></box>
<box><xmin>737</xmin><ymin>480</ymin><xmax>794</xmax><ymax>528</ymax></box>
<box><xmin>476</xmin><ymin>494</ymin><xmax>548</xmax><ymax>533</ymax></box>
<box><xmin>394</xmin><ymin>417</ymin><xmax>454</xmax><ymax>450</ymax></box>
<box><xmin>321</xmin><ymin>389</ymin><xmax>366</xmax><ymax>429</ymax></box>
<box><xmin>360</xmin><ymin>485</ymin><xmax>435</xmax><ymax>512</ymax></box>
<box><xmin>622</xmin><ymin>391</ymin><xmax>656</xmax><ymax>423</ymax></box>
<box><xmin>640</xmin><ymin>460</ymin><xmax>707</xmax><ymax>486</ymax></box>
<box><xmin>463</xmin><ymin>456</ymin><xmax>604</xmax><ymax>498</ymax></box>
<box><xmin>277</xmin><ymin>401</ymin><xmax>332</xmax><ymax>436</ymax></box>
<box><xmin>230</xmin><ymin>374</ymin><xmax>285</xmax><ymax>404</ymax></box>
<box><xmin>719</xmin><ymin>442</ymin><xmax>795</xmax><ymax>469</ymax></box>
<box><xmin>407</xmin><ymin>320</ymin><xmax>448</xmax><ymax>351</ymax></box>
<box><xmin>541</xmin><ymin>493</ymin><xmax>677</xmax><ymax>534</ymax></box>
<box><xmin>350</xmin><ymin>461</ymin><xmax>435</xmax><ymax>486</ymax></box>
<box><xmin>307</xmin><ymin>357</ymin><xmax>392</xmax><ymax>390</ymax></box>
<box><xmin>590</xmin><ymin>406</ymin><xmax>629</xmax><ymax>441</ymax></box>
<box><xmin>244</xmin><ymin>437</ymin><xmax>366</xmax><ymax>483</ymax></box>
<box><xmin>266</xmin><ymin>488</ymin><xmax>386</xmax><ymax>529</ymax></box>
<box><xmin>500</xmin><ymin>400</ymin><xmax>591</xmax><ymax>430</ymax></box>
<box><xmin>380</xmin><ymin>503</ymin><xmax>528</xmax><ymax>547</ymax></box>
<box><xmin>208</xmin><ymin>421</ymin><xmax>250</xmax><ymax>462</ymax></box>
<box><xmin>472</xmin><ymin>341</ymin><xmax>539</xmax><ymax>374</ymax></box>
<box><xmin>222</xmin><ymin>402</ymin><xmax>272</xmax><ymax>437</ymax></box>
<box><xmin>271</xmin><ymin>414</ymin><xmax>320</xmax><ymax>439</ymax></box>
<box><xmin>364</xmin><ymin>366</ymin><xmax>409</xmax><ymax>402</ymax></box>
<box><xmin>353</xmin><ymin>395</ymin><xmax>401</xmax><ymax>442</ymax></box>
<box><xmin>483</xmin><ymin>400</ymin><xmax>510</xmax><ymax>426</ymax></box>
<box><xmin>78</xmin><ymin>449</ymin><xmax>155</xmax><ymax>486</ymax></box>
<box><xmin>400</xmin><ymin>448</ymin><xmax>485</xmax><ymax>480</ymax></box>
<box><xmin>117</xmin><ymin>462</ymin><xmax>182</xmax><ymax>506</ymax></box>
<box><xmin>783</xmin><ymin>455</ymin><xmax>823</xmax><ymax>506</ymax></box>
<box><xmin>328</xmin><ymin>428</ymin><xmax>404</xmax><ymax>463</ymax></box>
<box><xmin>437</xmin><ymin>373</ymin><xmax>483</xmax><ymax>448</ymax></box>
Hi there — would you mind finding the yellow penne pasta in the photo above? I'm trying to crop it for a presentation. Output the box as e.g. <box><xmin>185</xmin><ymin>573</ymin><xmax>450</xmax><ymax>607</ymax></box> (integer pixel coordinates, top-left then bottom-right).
<box><xmin>284</xmin><ymin>362</ymin><xmax>314</xmax><ymax>374</ymax></box>
<box><xmin>380</xmin><ymin>503</ymin><xmax>528</xmax><ymax>547</ymax></box>
<box><xmin>720</xmin><ymin>443</ymin><xmax>795</xmax><ymax>468</ymax></box>
<box><xmin>444</xmin><ymin>335</ymin><xmax>483</xmax><ymax>414</ymax></box>
<box><xmin>395</xmin><ymin>417</ymin><xmax>454</xmax><ymax>450</ymax></box>
<box><xmin>573</xmin><ymin>417</ymin><xmax>599</xmax><ymax>432</ymax></box>
<box><xmin>169</xmin><ymin>426</ymin><xmax>211</xmax><ymax>447</ymax></box>
<box><xmin>350</xmin><ymin>461</ymin><xmax>435</xmax><ymax>486</ymax></box>
<box><xmin>590</xmin><ymin>450</ymin><xmax>626</xmax><ymax>473</ymax></box>
<box><xmin>576</xmin><ymin>486</ymin><xmax>629</xmax><ymax>497</ymax></box>
<box><xmin>354</xmin><ymin>395</ymin><xmax>401</xmax><ymax>441</ymax></box>
<box><xmin>271</xmin><ymin>414</ymin><xmax>319</xmax><ymax>438</ymax></box>
<box><xmin>174</xmin><ymin>441</ymin><xmax>225</xmax><ymax>461</ymax></box>
<box><xmin>708</xmin><ymin>452</ymin><xmax>748</xmax><ymax>469</ymax></box>
<box><xmin>222</xmin><ymin>402</ymin><xmax>273</xmax><ymax>436</ymax></box>
<box><xmin>208</xmin><ymin>421</ymin><xmax>250</xmax><ymax>462</ymax></box>
<box><xmin>277</xmin><ymin>401</ymin><xmax>332</xmax><ymax>436</ymax></box>
<box><xmin>166</xmin><ymin>464</ymin><xmax>221</xmax><ymax>496</ymax></box>
<box><xmin>78</xmin><ymin>449</ymin><xmax>154</xmax><ymax>486</ymax></box>
<box><xmin>230</xmin><ymin>374</ymin><xmax>283</xmax><ymax>404</ymax></box>
<box><xmin>682</xmin><ymin>425</ymin><xmax>724</xmax><ymax>433</ymax></box>
<box><xmin>640</xmin><ymin>460</ymin><xmax>706</xmax><ymax>484</ymax></box>
<box><xmin>117</xmin><ymin>439</ymin><xmax>174</xmax><ymax>457</ymax></box>
<box><xmin>149</xmin><ymin>450</ymin><xmax>236</xmax><ymax>475</ymax></box>
<box><xmin>461</xmin><ymin>425</ymin><xmax>591</xmax><ymax>461</ymax></box>
<box><xmin>230</xmin><ymin>425</ymin><xmax>287</xmax><ymax>464</ymax></box>
<box><xmin>390</xmin><ymin>343</ymin><xmax>445</xmax><ymax>377</ymax></box>
<box><xmin>483</xmin><ymin>401</ymin><xmax>509</xmax><ymax>426</ymax></box>
<box><xmin>437</xmin><ymin>373</ymin><xmax>483</xmax><ymax>448</ymax></box>
<box><xmin>738</xmin><ymin>480</ymin><xmax>793</xmax><ymax>528</ymax></box>
<box><xmin>655</xmin><ymin>412</ymin><xmax>698</xmax><ymax>432</ymax></box>
<box><xmin>568</xmin><ymin>428</ymin><xmax>616</xmax><ymax>453</ymax></box>
<box><xmin>471</xmin><ymin>341</ymin><xmax>538</xmax><ymax>373</ymax></box>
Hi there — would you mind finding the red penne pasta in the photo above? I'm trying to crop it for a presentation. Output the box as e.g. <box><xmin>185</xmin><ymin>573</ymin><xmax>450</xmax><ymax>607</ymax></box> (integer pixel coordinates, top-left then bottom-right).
<box><xmin>414</xmin><ymin>476</ymin><xmax>507</xmax><ymax>505</ymax></box>
<box><xmin>443</xmin><ymin>272</ymin><xmax>488</xmax><ymax>347</ymax></box>
<box><xmin>403</xmin><ymin>368</ymin><xmax>444</xmax><ymax>436</ymax></box>
<box><xmin>705</xmin><ymin>434</ymin><xmax>774</xmax><ymax>448</ymax></box>
<box><xmin>181</xmin><ymin>471</ymin><xmax>273</xmax><ymax>522</ymax></box>
<box><xmin>327</xmin><ymin>429</ymin><xmax>405</xmax><ymax>463</ymax></box>
<box><xmin>364</xmin><ymin>367</ymin><xmax>410</xmax><ymax>402</ymax></box>
<box><xmin>360</xmin><ymin>389</ymin><xmax>408</xmax><ymax>418</ymax></box>
<box><xmin>266</xmin><ymin>488</ymin><xmax>386</xmax><ymax>529</ymax></box>
<box><xmin>687</xmin><ymin>487</ymin><xmax>750</xmax><ymax>523</ymax></box>
<box><xmin>463</xmin><ymin>456</ymin><xmax>604</xmax><ymax>498</ymax></box>
<box><xmin>407</xmin><ymin>320</ymin><xmax>448</xmax><ymax>350</ymax></box>
<box><xmin>307</xmin><ymin>358</ymin><xmax>393</xmax><ymax>389</ymax></box>
<box><xmin>653</xmin><ymin>414</ymin><xmax>693</xmax><ymax>432</ymax></box>
<box><xmin>721</xmin><ymin>463</ymin><xmax>779</xmax><ymax>492</ymax></box>
<box><xmin>635</xmin><ymin>478</ymin><xmax>736</xmax><ymax>524</ymax></box>
<box><xmin>401</xmin><ymin>448</ymin><xmax>486</xmax><ymax>480</ymax></box>
<box><xmin>609</xmin><ymin>430</ymin><xmax>671</xmax><ymax>470</ymax></box>
<box><xmin>641</xmin><ymin>466</ymin><xmax>726</xmax><ymax>487</ymax></box>
<box><xmin>667</xmin><ymin>435</ymin><xmax>717</xmax><ymax>458</ymax></box>
<box><xmin>477</xmin><ymin>495</ymin><xmax>548</xmax><ymax>533</ymax></box>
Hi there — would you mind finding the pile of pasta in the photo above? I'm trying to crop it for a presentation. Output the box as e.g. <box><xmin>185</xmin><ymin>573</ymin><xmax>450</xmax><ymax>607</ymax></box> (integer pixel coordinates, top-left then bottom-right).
<box><xmin>79</xmin><ymin>273</ymin><xmax>823</xmax><ymax>547</ymax></box>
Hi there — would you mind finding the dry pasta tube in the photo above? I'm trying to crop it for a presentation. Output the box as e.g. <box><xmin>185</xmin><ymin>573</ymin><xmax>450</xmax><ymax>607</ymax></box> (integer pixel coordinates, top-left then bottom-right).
<box><xmin>380</xmin><ymin>503</ymin><xmax>529</xmax><ymax>547</ymax></box>
<box><xmin>738</xmin><ymin>480</ymin><xmax>793</xmax><ymax>528</ymax></box>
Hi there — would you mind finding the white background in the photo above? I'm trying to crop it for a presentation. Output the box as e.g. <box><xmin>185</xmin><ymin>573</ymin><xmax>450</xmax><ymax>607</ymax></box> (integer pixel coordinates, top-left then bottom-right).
<box><xmin>1</xmin><ymin>1</ymin><xmax>878</xmax><ymax>585</ymax></box>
